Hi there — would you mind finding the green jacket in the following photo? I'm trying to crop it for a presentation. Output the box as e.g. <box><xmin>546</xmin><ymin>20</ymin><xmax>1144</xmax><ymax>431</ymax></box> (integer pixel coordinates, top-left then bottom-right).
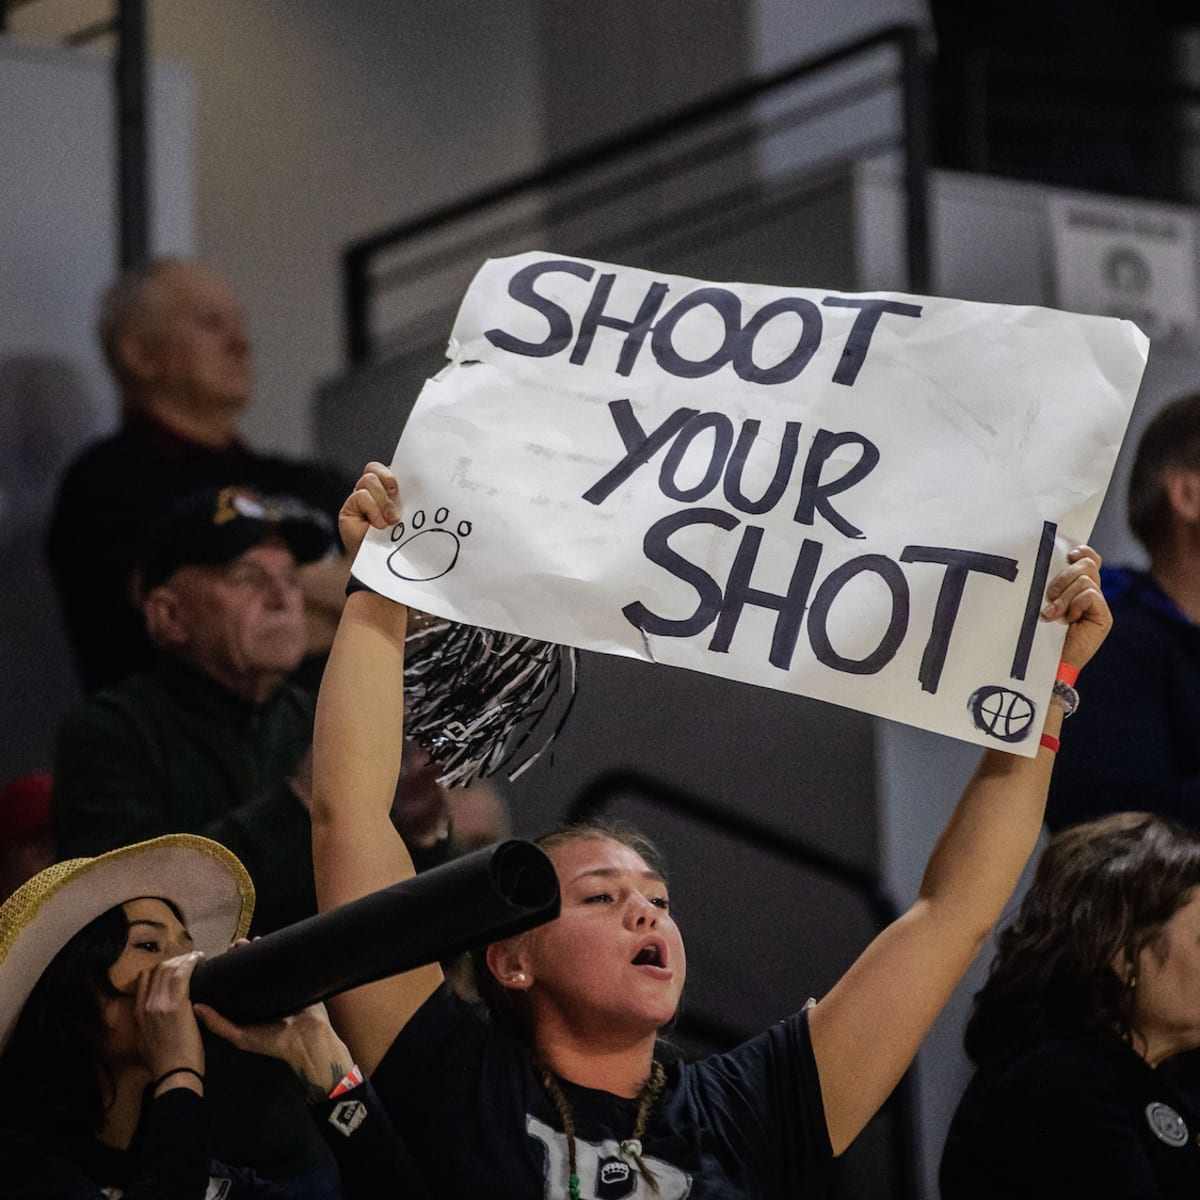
<box><xmin>54</xmin><ymin>656</ymin><xmax>316</xmax><ymax>936</ymax></box>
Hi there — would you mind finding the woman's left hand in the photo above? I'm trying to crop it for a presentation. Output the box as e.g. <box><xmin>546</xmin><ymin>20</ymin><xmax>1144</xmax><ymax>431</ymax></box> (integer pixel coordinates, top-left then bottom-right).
<box><xmin>195</xmin><ymin>998</ymin><xmax>355</xmax><ymax>1105</ymax></box>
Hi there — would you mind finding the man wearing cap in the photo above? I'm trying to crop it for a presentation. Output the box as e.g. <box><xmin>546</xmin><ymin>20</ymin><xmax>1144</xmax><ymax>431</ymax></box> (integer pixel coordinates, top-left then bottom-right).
<box><xmin>46</xmin><ymin>258</ymin><xmax>353</xmax><ymax>694</ymax></box>
<box><xmin>53</xmin><ymin>485</ymin><xmax>334</xmax><ymax>936</ymax></box>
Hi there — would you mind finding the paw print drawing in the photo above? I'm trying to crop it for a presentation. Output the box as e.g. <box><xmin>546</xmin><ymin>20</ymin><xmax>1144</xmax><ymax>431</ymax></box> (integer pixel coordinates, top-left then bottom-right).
<box><xmin>386</xmin><ymin>507</ymin><xmax>472</xmax><ymax>582</ymax></box>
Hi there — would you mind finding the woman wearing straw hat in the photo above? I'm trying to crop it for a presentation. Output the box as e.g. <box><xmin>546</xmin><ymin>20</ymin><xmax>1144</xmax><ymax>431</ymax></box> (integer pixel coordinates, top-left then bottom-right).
<box><xmin>0</xmin><ymin>833</ymin><xmax>424</xmax><ymax>1197</ymax></box>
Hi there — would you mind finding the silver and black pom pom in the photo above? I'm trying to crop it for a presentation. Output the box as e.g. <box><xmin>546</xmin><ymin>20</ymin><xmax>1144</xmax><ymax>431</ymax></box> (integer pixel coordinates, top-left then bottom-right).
<box><xmin>403</xmin><ymin>618</ymin><xmax>578</xmax><ymax>786</ymax></box>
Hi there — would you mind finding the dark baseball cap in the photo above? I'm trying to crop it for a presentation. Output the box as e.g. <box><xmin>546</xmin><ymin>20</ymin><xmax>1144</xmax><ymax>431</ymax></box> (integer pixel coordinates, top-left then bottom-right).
<box><xmin>138</xmin><ymin>485</ymin><xmax>335</xmax><ymax>592</ymax></box>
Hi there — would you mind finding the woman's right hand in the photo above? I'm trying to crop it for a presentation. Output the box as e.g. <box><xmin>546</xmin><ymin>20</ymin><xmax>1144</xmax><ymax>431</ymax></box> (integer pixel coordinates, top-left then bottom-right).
<box><xmin>135</xmin><ymin>951</ymin><xmax>206</xmax><ymax>1095</ymax></box>
<box><xmin>339</xmin><ymin>461</ymin><xmax>400</xmax><ymax>560</ymax></box>
<box><xmin>1040</xmin><ymin>545</ymin><xmax>1110</xmax><ymax>671</ymax></box>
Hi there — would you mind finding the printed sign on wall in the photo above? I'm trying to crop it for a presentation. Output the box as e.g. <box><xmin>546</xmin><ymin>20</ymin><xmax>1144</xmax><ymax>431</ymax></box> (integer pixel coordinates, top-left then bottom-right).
<box><xmin>1050</xmin><ymin>193</ymin><xmax>1198</xmax><ymax>349</ymax></box>
<box><xmin>353</xmin><ymin>252</ymin><xmax>1147</xmax><ymax>754</ymax></box>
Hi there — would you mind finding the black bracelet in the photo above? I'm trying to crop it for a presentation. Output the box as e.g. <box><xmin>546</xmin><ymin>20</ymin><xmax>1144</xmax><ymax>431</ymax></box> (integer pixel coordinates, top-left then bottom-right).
<box><xmin>154</xmin><ymin>1065</ymin><xmax>205</xmax><ymax>1091</ymax></box>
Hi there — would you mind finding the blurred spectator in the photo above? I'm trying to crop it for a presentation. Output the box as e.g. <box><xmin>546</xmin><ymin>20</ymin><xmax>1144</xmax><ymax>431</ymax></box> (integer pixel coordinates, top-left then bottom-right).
<box><xmin>445</xmin><ymin>775</ymin><xmax>513</xmax><ymax>852</ymax></box>
<box><xmin>52</xmin><ymin>484</ymin><xmax>458</xmax><ymax>1197</ymax></box>
<box><xmin>46</xmin><ymin>259</ymin><xmax>353</xmax><ymax>695</ymax></box>
<box><xmin>1047</xmin><ymin>393</ymin><xmax>1200</xmax><ymax>831</ymax></box>
<box><xmin>0</xmin><ymin>772</ymin><xmax>54</xmax><ymax>902</ymax></box>
<box><xmin>53</xmin><ymin>486</ymin><xmax>334</xmax><ymax>933</ymax></box>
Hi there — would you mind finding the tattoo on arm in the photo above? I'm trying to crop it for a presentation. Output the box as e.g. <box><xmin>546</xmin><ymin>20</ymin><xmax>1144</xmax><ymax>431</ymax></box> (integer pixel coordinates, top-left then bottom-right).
<box><xmin>297</xmin><ymin>1057</ymin><xmax>352</xmax><ymax>1105</ymax></box>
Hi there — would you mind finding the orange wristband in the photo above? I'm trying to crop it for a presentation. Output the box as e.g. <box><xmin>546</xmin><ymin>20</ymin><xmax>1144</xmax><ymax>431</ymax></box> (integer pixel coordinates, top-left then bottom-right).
<box><xmin>1056</xmin><ymin>662</ymin><xmax>1080</xmax><ymax>687</ymax></box>
<box><xmin>328</xmin><ymin>1064</ymin><xmax>364</xmax><ymax>1099</ymax></box>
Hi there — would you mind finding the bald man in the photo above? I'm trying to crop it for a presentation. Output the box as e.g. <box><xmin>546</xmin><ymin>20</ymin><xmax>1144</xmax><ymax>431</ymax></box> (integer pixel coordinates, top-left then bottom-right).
<box><xmin>47</xmin><ymin>259</ymin><xmax>353</xmax><ymax>692</ymax></box>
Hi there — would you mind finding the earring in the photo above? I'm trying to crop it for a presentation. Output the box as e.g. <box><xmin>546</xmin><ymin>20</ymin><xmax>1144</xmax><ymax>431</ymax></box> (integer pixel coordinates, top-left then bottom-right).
<box><xmin>512</xmin><ymin>972</ymin><xmax>527</xmax><ymax>985</ymax></box>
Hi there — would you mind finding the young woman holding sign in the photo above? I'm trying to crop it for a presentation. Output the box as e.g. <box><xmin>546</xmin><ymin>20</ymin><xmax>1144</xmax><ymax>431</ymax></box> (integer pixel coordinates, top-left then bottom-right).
<box><xmin>311</xmin><ymin>461</ymin><xmax>1111</xmax><ymax>1198</ymax></box>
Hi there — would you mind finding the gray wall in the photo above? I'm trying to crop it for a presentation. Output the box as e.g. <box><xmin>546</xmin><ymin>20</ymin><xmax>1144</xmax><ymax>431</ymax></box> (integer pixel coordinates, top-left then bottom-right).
<box><xmin>0</xmin><ymin>38</ymin><xmax>194</xmax><ymax>777</ymax></box>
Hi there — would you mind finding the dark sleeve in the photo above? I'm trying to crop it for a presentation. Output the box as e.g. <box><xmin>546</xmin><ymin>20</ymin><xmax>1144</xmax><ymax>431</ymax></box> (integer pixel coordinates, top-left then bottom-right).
<box><xmin>686</xmin><ymin>1008</ymin><xmax>834</xmax><ymax>1194</ymax></box>
<box><xmin>130</xmin><ymin>1091</ymin><xmax>297</xmax><ymax>1200</ymax></box>
<box><xmin>112</xmin><ymin>1090</ymin><xmax>210</xmax><ymax>1200</ymax></box>
<box><xmin>1047</xmin><ymin>619</ymin><xmax>1200</xmax><ymax>830</ymax></box>
<box><xmin>45</xmin><ymin>453</ymin><xmax>155</xmax><ymax>693</ymax></box>
<box><xmin>310</xmin><ymin>1080</ymin><xmax>431</xmax><ymax>1199</ymax></box>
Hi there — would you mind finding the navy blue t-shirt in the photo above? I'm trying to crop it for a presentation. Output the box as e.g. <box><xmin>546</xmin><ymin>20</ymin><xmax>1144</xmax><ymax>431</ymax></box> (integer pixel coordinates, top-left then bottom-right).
<box><xmin>372</xmin><ymin>984</ymin><xmax>833</xmax><ymax>1198</ymax></box>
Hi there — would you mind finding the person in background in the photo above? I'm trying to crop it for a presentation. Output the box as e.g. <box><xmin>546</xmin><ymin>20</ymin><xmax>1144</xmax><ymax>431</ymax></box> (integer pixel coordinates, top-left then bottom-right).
<box><xmin>0</xmin><ymin>833</ymin><xmax>426</xmax><ymax>1198</ymax></box>
<box><xmin>1047</xmin><ymin>392</ymin><xmax>1200</xmax><ymax>833</ymax></box>
<box><xmin>53</xmin><ymin>485</ymin><xmax>337</xmax><ymax>936</ymax></box>
<box><xmin>941</xmin><ymin>812</ymin><xmax>1200</xmax><ymax>1199</ymax></box>
<box><xmin>46</xmin><ymin>258</ymin><xmax>353</xmax><ymax>694</ymax></box>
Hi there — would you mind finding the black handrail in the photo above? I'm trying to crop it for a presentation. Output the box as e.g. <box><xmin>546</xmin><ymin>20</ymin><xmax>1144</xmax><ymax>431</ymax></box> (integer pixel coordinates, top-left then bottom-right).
<box><xmin>343</xmin><ymin>21</ymin><xmax>930</xmax><ymax>366</ymax></box>
<box><xmin>566</xmin><ymin>766</ymin><xmax>919</xmax><ymax>1200</ymax></box>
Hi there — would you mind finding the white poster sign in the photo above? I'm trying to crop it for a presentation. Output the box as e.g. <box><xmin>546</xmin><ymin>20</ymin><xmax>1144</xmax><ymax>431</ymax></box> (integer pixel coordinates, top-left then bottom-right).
<box><xmin>1050</xmin><ymin>194</ymin><xmax>1198</xmax><ymax>349</ymax></box>
<box><xmin>353</xmin><ymin>252</ymin><xmax>1147</xmax><ymax>754</ymax></box>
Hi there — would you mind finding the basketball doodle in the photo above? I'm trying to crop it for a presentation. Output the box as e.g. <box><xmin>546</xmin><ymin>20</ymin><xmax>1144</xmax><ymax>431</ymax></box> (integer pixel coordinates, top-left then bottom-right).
<box><xmin>387</xmin><ymin>507</ymin><xmax>472</xmax><ymax>582</ymax></box>
<box><xmin>968</xmin><ymin>685</ymin><xmax>1037</xmax><ymax>743</ymax></box>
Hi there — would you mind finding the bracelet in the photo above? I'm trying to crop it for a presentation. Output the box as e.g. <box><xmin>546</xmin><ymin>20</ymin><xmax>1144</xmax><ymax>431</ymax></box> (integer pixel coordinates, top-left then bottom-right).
<box><xmin>329</xmin><ymin>1064</ymin><xmax>364</xmax><ymax>1099</ymax></box>
<box><xmin>1051</xmin><ymin>678</ymin><xmax>1080</xmax><ymax>717</ymax></box>
<box><xmin>154</xmin><ymin>1066</ymin><xmax>205</xmax><ymax>1091</ymax></box>
<box><xmin>1040</xmin><ymin>732</ymin><xmax>1061</xmax><ymax>754</ymax></box>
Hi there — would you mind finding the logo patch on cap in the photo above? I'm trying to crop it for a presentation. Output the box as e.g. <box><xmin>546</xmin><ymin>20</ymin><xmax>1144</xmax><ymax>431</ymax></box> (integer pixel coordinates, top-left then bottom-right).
<box><xmin>1146</xmin><ymin>1101</ymin><xmax>1189</xmax><ymax>1147</ymax></box>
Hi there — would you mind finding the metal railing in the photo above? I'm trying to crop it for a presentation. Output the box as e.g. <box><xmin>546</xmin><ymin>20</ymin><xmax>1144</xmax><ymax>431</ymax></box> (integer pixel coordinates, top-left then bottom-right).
<box><xmin>342</xmin><ymin>22</ymin><xmax>931</xmax><ymax>368</ymax></box>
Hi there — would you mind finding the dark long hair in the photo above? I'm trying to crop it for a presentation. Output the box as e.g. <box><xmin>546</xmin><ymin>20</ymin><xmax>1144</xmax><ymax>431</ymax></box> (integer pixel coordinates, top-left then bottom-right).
<box><xmin>965</xmin><ymin>813</ymin><xmax>1200</xmax><ymax>1063</ymax></box>
<box><xmin>0</xmin><ymin>897</ymin><xmax>184</xmax><ymax>1145</ymax></box>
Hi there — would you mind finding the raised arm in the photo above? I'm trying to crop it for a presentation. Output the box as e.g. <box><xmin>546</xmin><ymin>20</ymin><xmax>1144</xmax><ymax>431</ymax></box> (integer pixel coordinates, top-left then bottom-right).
<box><xmin>311</xmin><ymin>464</ymin><xmax>443</xmax><ymax>1073</ymax></box>
<box><xmin>808</xmin><ymin>546</ymin><xmax>1111</xmax><ymax>1155</ymax></box>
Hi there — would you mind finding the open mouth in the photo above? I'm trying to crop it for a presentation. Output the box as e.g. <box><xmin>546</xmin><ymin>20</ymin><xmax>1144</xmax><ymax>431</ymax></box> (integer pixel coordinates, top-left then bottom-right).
<box><xmin>631</xmin><ymin>940</ymin><xmax>667</xmax><ymax>969</ymax></box>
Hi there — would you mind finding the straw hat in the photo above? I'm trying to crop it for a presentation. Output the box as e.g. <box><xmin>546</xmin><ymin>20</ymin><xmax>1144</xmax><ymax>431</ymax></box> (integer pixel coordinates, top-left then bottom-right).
<box><xmin>0</xmin><ymin>834</ymin><xmax>254</xmax><ymax>1053</ymax></box>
